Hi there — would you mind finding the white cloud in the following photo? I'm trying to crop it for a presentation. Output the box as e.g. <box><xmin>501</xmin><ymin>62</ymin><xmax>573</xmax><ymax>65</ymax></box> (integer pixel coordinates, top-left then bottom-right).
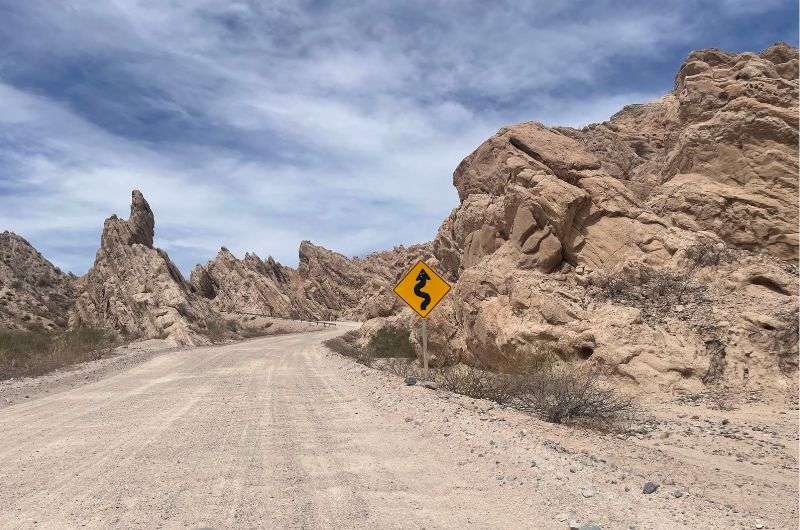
<box><xmin>0</xmin><ymin>0</ymin><xmax>791</xmax><ymax>274</ymax></box>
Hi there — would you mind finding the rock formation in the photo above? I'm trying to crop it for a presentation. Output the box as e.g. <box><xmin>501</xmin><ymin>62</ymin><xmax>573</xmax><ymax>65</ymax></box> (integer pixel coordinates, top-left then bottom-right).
<box><xmin>190</xmin><ymin>248</ymin><xmax>295</xmax><ymax>318</ymax></box>
<box><xmin>0</xmin><ymin>232</ymin><xmax>76</xmax><ymax>330</ymax></box>
<box><xmin>71</xmin><ymin>191</ymin><xmax>217</xmax><ymax>345</ymax></box>
<box><xmin>294</xmin><ymin>241</ymin><xmax>433</xmax><ymax>320</ymax></box>
<box><xmin>191</xmin><ymin>240</ymin><xmax>433</xmax><ymax>322</ymax></box>
<box><xmin>372</xmin><ymin>43</ymin><xmax>799</xmax><ymax>391</ymax></box>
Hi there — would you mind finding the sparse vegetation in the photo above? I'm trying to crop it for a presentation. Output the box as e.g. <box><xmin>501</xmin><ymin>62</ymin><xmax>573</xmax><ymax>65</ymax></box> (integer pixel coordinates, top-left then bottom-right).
<box><xmin>325</xmin><ymin>326</ymin><xmax>416</xmax><ymax>367</ymax></box>
<box><xmin>517</xmin><ymin>362</ymin><xmax>636</xmax><ymax>425</ymax></box>
<box><xmin>324</xmin><ymin>330</ymin><xmax>375</xmax><ymax>366</ymax></box>
<box><xmin>590</xmin><ymin>264</ymin><xmax>711</xmax><ymax>326</ymax></box>
<box><xmin>326</xmin><ymin>330</ymin><xmax>635</xmax><ymax>428</ymax></box>
<box><xmin>0</xmin><ymin>327</ymin><xmax>116</xmax><ymax>380</ymax></box>
<box><xmin>204</xmin><ymin>318</ymin><xmax>240</xmax><ymax>342</ymax></box>
<box><xmin>433</xmin><ymin>357</ymin><xmax>635</xmax><ymax>426</ymax></box>
<box><xmin>683</xmin><ymin>240</ymin><xmax>732</xmax><ymax>269</ymax></box>
<box><xmin>367</xmin><ymin>326</ymin><xmax>415</xmax><ymax>359</ymax></box>
<box><xmin>768</xmin><ymin>307</ymin><xmax>799</xmax><ymax>373</ymax></box>
<box><xmin>437</xmin><ymin>364</ymin><xmax>520</xmax><ymax>403</ymax></box>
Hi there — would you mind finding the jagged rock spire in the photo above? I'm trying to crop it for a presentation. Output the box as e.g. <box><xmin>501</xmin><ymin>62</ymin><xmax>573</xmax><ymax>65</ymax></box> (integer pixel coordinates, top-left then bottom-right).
<box><xmin>128</xmin><ymin>190</ymin><xmax>155</xmax><ymax>247</ymax></box>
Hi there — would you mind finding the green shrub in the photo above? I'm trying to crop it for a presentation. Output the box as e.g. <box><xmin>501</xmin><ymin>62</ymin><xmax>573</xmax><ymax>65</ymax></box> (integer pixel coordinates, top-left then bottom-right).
<box><xmin>367</xmin><ymin>326</ymin><xmax>416</xmax><ymax>359</ymax></box>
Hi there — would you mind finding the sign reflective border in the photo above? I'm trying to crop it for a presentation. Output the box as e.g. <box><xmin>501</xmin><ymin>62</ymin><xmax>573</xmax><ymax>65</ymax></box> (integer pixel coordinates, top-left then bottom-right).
<box><xmin>393</xmin><ymin>260</ymin><xmax>451</xmax><ymax>318</ymax></box>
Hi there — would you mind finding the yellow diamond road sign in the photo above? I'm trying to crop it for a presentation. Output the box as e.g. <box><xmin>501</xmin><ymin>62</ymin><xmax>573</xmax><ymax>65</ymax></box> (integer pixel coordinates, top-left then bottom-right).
<box><xmin>393</xmin><ymin>260</ymin><xmax>451</xmax><ymax>318</ymax></box>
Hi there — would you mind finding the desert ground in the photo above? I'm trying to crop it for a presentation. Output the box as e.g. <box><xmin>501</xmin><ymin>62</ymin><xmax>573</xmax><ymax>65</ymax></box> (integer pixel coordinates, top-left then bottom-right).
<box><xmin>0</xmin><ymin>325</ymin><xmax>796</xmax><ymax>529</ymax></box>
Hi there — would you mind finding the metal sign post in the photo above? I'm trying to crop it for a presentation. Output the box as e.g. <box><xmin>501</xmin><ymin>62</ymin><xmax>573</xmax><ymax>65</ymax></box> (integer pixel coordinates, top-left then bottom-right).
<box><xmin>422</xmin><ymin>318</ymin><xmax>428</xmax><ymax>379</ymax></box>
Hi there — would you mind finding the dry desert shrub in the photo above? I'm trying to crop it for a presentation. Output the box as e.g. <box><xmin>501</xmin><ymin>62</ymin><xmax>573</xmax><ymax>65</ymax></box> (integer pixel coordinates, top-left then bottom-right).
<box><xmin>380</xmin><ymin>357</ymin><xmax>422</xmax><ymax>379</ymax></box>
<box><xmin>590</xmin><ymin>264</ymin><xmax>711</xmax><ymax>326</ymax></box>
<box><xmin>768</xmin><ymin>307</ymin><xmax>799</xmax><ymax>373</ymax></box>
<box><xmin>434</xmin><ymin>354</ymin><xmax>635</xmax><ymax>426</ymax></box>
<box><xmin>0</xmin><ymin>327</ymin><xmax>116</xmax><ymax>380</ymax></box>
<box><xmin>327</xmin><ymin>327</ymin><xmax>636</xmax><ymax>427</ymax></box>
<box><xmin>515</xmin><ymin>363</ymin><xmax>636</xmax><ymax>425</ymax></box>
<box><xmin>436</xmin><ymin>364</ymin><xmax>520</xmax><ymax>403</ymax></box>
<box><xmin>683</xmin><ymin>240</ymin><xmax>733</xmax><ymax>269</ymax></box>
<box><xmin>204</xmin><ymin>318</ymin><xmax>239</xmax><ymax>342</ymax></box>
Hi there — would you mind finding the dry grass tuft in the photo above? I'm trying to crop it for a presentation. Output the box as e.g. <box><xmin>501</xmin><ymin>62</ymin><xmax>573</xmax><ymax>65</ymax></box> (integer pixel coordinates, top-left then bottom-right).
<box><xmin>0</xmin><ymin>327</ymin><xmax>117</xmax><ymax>380</ymax></box>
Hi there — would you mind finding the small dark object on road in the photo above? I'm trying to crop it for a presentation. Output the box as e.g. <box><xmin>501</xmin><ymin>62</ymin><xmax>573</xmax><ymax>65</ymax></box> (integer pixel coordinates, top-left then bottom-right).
<box><xmin>643</xmin><ymin>481</ymin><xmax>660</xmax><ymax>494</ymax></box>
<box><xmin>405</xmin><ymin>376</ymin><xmax>417</xmax><ymax>386</ymax></box>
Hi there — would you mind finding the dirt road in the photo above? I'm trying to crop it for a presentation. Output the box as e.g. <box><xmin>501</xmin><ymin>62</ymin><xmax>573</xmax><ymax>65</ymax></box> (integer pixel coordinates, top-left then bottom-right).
<box><xmin>0</xmin><ymin>328</ymin><xmax>796</xmax><ymax>529</ymax></box>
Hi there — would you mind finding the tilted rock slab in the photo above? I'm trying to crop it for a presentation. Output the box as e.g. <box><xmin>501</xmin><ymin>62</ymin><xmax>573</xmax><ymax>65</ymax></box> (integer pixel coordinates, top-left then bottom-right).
<box><xmin>190</xmin><ymin>248</ymin><xmax>294</xmax><ymax>319</ymax></box>
<box><xmin>191</xmin><ymin>240</ymin><xmax>433</xmax><ymax>322</ymax></box>
<box><xmin>72</xmin><ymin>191</ymin><xmax>217</xmax><ymax>345</ymax></box>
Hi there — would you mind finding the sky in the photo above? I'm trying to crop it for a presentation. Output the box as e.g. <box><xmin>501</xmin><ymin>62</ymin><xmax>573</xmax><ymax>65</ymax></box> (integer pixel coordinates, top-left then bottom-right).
<box><xmin>0</xmin><ymin>1</ymin><xmax>797</xmax><ymax>275</ymax></box>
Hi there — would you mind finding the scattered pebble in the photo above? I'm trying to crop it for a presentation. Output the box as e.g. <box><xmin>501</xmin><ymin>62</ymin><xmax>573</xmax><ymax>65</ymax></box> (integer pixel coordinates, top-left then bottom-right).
<box><xmin>404</xmin><ymin>376</ymin><xmax>417</xmax><ymax>386</ymax></box>
<box><xmin>642</xmin><ymin>482</ymin><xmax>659</xmax><ymax>494</ymax></box>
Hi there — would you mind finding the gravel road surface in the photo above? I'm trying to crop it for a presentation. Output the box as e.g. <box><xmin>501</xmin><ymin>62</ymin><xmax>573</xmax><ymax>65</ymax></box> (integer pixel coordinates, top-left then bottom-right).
<box><xmin>0</xmin><ymin>328</ymin><xmax>796</xmax><ymax>529</ymax></box>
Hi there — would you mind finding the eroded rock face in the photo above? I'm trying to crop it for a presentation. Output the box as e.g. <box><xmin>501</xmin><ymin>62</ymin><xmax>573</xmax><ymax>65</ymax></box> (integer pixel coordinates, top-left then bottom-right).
<box><xmin>72</xmin><ymin>191</ymin><xmax>216</xmax><ymax>345</ymax></box>
<box><xmin>191</xmin><ymin>240</ymin><xmax>434</xmax><ymax>322</ymax></box>
<box><xmin>295</xmin><ymin>241</ymin><xmax>434</xmax><ymax>320</ymax></box>
<box><xmin>190</xmin><ymin>248</ymin><xmax>293</xmax><ymax>318</ymax></box>
<box><xmin>381</xmin><ymin>43</ymin><xmax>800</xmax><ymax>391</ymax></box>
<box><xmin>0</xmin><ymin>232</ymin><xmax>76</xmax><ymax>330</ymax></box>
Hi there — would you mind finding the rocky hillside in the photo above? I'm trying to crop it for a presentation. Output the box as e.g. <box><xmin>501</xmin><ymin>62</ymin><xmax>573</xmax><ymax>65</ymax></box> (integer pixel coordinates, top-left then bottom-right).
<box><xmin>0</xmin><ymin>232</ymin><xmax>76</xmax><ymax>331</ymax></box>
<box><xmin>190</xmin><ymin>248</ymin><xmax>296</xmax><ymax>319</ymax></box>
<box><xmin>71</xmin><ymin>191</ymin><xmax>219</xmax><ymax>345</ymax></box>
<box><xmin>191</xmin><ymin>240</ymin><xmax>432</xmax><ymax>321</ymax></box>
<box><xmin>294</xmin><ymin>241</ymin><xmax>433</xmax><ymax>320</ymax></box>
<box><xmin>374</xmin><ymin>42</ymin><xmax>798</xmax><ymax>391</ymax></box>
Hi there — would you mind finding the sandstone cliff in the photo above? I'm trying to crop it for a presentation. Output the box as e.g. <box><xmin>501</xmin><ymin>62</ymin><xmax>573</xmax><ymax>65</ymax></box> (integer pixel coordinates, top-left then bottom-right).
<box><xmin>72</xmin><ymin>191</ymin><xmax>217</xmax><ymax>345</ymax></box>
<box><xmin>0</xmin><ymin>232</ymin><xmax>76</xmax><ymax>331</ymax></box>
<box><xmin>378</xmin><ymin>43</ymin><xmax>799</xmax><ymax>391</ymax></box>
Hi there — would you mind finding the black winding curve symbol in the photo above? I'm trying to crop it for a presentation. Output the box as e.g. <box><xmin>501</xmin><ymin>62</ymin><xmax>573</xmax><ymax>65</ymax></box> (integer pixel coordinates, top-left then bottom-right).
<box><xmin>414</xmin><ymin>269</ymin><xmax>431</xmax><ymax>310</ymax></box>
